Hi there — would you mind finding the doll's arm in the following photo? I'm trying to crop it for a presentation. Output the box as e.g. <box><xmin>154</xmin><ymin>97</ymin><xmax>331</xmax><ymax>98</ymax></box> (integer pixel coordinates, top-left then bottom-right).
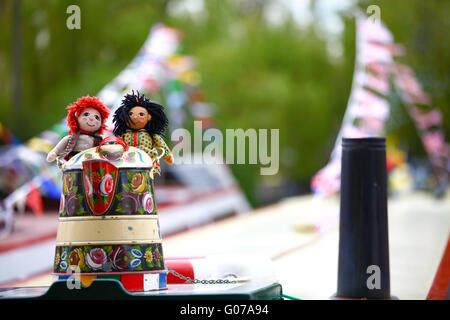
<box><xmin>47</xmin><ymin>136</ymin><xmax>70</xmax><ymax>162</ymax></box>
<box><xmin>153</xmin><ymin>134</ymin><xmax>174</xmax><ymax>165</ymax></box>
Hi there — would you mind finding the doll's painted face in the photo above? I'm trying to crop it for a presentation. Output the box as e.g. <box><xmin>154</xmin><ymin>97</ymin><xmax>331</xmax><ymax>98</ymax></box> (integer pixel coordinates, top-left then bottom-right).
<box><xmin>77</xmin><ymin>107</ymin><xmax>102</xmax><ymax>133</ymax></box>
<box><xmin>127</xmin><ymin>106</ymin><xmax>152</xmax><ymax>130</ymax></box>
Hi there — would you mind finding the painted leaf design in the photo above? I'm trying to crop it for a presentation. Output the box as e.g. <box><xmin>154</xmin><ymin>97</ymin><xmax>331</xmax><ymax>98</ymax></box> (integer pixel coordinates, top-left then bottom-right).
<box><xmin>100</xmin><ymin>195</ymin><xmax>109</xmax><ymax>205</ymax></box>
<box><xmin>91</xmin><ymin>194</ymin><xmax>98</xmax><ymax>206</ymax></box>
<box><xmin>127</xmin><ymin>171</ymin><xmax>134</xmax><ymax>182</ymax></box>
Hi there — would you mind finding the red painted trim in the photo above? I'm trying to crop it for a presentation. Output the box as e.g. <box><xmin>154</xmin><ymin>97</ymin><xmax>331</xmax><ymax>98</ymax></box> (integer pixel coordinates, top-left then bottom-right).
<box><xmin>427</xmin><ymin>237</ymin><xmax>450</xmax><ymax>300</ymax></box>
<box><xmin>121</xmin><ymin>273</ymin><xmax>144</xmax><ymax>292</ymax></box>
<box><xmin>133</xmin><ymin>131</ymin><xmax>138</xmax><ymax>147</ymax></box>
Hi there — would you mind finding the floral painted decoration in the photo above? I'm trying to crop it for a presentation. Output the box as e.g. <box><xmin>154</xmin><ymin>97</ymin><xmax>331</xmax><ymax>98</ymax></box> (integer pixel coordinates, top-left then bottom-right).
<box><xmin>59</xmin><ymin>172</ymin><xmax>85</xmax><ymax>216</ymax></box>
<box><xmin>54</xmin><ymin>243</ymin><xmax>164</xmax><ymax>274</ymax></box>
<box><xmin>58</xmin><ymin>169</ymin><xmax>156</xmax><ymax>217</ymax></box>
<box><xmin>82</xmin><ymin>160</ymin><xmax>118</xmax><ymax>215</ymax></box>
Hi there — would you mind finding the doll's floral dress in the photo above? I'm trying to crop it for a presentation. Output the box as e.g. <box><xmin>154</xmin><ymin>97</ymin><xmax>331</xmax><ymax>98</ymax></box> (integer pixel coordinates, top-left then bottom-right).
<box><xmin>121</xmin><ymin>129</ymin><xmax>172</xmax><ymax>175</ymax></box>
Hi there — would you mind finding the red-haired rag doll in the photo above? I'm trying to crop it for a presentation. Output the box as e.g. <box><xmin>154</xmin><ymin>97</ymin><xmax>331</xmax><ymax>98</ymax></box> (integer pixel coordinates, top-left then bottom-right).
<box><xmin>46</xmin><ymin>96</ymin><xmax>110</xmax><ymax>163</ymax></box>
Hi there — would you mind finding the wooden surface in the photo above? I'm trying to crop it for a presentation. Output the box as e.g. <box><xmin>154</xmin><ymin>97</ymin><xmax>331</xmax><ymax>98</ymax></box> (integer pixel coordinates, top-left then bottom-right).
<box><xmin>2</xmin><ymin>191</ymin><xmax>449</xmax><ymax>300</ymax></box>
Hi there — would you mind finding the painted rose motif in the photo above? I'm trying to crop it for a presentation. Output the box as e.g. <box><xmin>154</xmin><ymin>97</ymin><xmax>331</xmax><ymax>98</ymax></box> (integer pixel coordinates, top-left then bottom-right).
<box><xmin>65</xmin><ymin>194</ymin><xmax>79</xmax><ymax>216</ymax></box>
<box><xmin>99</xmin><ymin>174</ymin><xmax>114</xmax><ymax>196</ymax></box>
<box><xmin>142</xmin><ymin>192</ymin><xmax>154</xmax><ymax>213</ymax></box>
<box><xmin>121</xmin><ymin>193</ymin><xmax>139</xmax><ymax>213</ymax></box>
<box><xmin>83</xmin><ymin>160</ymin><xmax>118</xmax><ymax>215</ymax></box>
<box><xmin>85</xmin><ymin>248</ymin><xmax>107</xmax><ymax>270</ymax></box>
<box><xmin>111</xmin><ymin>247</ymin><xmax>130</xmax><ymax>271</ymax></box>
<box><xmin>63</xmin><ymin>174</ymin><xmax>74</xmax><ymax>195</ymax></box>
<box><xmin>131</xmin><ymin>172</ymin><xmax>146</xmax><ymax>193</ymax></box>
<box><xmin>68</xmin><ymin>248</ymin><xmax>85</xmax><ymax>271</ymax></box>
<box><xmin>54</xmin><ymin>244</ymin><xmax>164</xmax><ymax>273</ymax></box>
<box><xmin>84</xmin><ymin>174</ymin><xmax>93</xmax><ymax>196</ymax></box>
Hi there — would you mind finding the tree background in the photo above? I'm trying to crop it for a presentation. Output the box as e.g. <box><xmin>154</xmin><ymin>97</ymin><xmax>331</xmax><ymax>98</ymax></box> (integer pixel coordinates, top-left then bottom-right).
<box><xmin>0</xmin><ymin>0</ymin><xmax>448</xmax><ymax>206</ymax></box>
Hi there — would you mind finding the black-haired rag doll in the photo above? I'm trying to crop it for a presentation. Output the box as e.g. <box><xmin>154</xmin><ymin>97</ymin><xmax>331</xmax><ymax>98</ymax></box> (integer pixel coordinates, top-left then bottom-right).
<box><xmin>113</xmin><ymin>91</ymin><xmax>174</xmax><ymax>175</ymax></box>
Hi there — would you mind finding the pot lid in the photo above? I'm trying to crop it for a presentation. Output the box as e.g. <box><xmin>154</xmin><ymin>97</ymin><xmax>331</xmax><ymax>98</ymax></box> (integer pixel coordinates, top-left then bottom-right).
<box><xmin>63</xmin><ymin>143</ymin><xmax>156</xmax><ymax>171</ymax></box>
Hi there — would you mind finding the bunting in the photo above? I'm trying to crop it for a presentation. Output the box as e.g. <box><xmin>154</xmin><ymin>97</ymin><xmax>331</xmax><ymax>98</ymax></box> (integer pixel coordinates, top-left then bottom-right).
<box><xmin>392</xmin><ymin>63</ymin><xmax>450</xmax><ymax>182</ymax></box>
<box><xmin>25</xmin><ymin>181</ymin><xmax>44</xmax><ymax>216</ymax></box>
<box><xmin>311</xmin><ymin>14</ymin><xmax>449</xmax><ymax>196</ymax></box>
<box><xmin>0</xmin><ymin>121</ymin><xmax>20</xmax><ymax>146</ymax></box>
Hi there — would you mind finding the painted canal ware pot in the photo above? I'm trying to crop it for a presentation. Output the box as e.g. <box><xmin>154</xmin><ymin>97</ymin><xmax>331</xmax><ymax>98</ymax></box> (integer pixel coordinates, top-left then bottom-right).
<box><xmin>53</xmin><ymin>136</ymin><xmax>167</xmax><ymax>291</ymax></box>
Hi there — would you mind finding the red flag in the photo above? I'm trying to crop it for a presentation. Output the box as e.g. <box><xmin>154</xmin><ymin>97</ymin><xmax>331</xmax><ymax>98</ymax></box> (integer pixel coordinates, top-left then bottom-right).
<box><xmin>26</xmin><ymin>182</ymin><xmax>44</xmax><ymax>216</ymax></box>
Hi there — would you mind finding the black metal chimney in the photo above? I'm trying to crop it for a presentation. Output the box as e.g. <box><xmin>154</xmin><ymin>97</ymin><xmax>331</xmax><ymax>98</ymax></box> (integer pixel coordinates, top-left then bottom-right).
<box><xmin>336</xmin><ymin>137</ymin><xmax>392</xmax><ymax>299</ymax></box>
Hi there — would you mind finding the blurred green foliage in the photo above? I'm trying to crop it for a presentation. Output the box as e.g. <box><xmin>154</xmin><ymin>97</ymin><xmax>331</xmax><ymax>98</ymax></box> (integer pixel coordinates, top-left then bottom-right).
<box><xmin>0</xmin><ymin>0</ymin><xmax>448</xmax><ymax>206</ymax></box>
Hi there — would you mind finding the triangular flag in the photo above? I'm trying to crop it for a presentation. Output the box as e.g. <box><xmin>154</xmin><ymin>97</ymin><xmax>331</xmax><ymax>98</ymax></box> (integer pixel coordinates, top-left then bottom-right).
<box><xmin>26</xmin><ymin>182</ymin><xmax>44</xmax><ymax>216</ymax></box>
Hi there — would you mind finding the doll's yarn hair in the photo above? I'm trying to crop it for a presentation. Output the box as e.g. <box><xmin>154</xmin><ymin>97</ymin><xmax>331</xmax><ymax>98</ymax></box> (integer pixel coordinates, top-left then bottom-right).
<box><xmin>66</xmin><ymin>96</ymin><xmax>110</xmax><ymax>135</ymax></box>
<box><xmin>112</xmin><ymin>91</ymin><xmax>169</xmax><ymax>137</ymax></box>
